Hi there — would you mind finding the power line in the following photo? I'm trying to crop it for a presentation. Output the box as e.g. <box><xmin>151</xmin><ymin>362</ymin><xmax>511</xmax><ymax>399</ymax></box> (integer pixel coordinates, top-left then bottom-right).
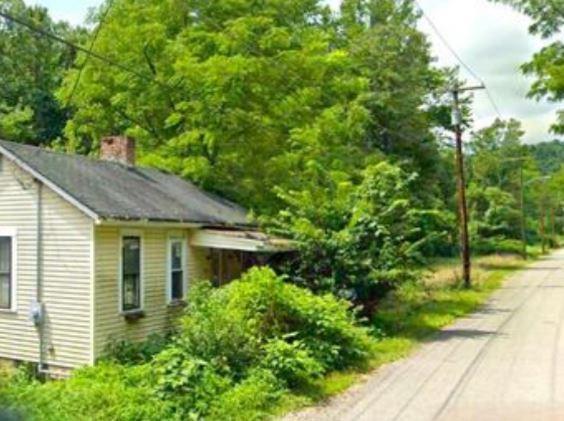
<box><xmin>0</xmin><ymin>8</ymin><xmax>165</xmax><ymax>89</ymax></box>
<box><xmin>65</xmin><ymin>0</ymin><xmax>115</xmax><ymax>108</ymax></box>
<box><xmin>413</xmin><ymin>0</ymin><xmax>504</xmax><ymax>121</ymax></box>
<box><xmin>485</xmin><ymin>88</ymin><xmax>503</xmax><ymax>120</ymax></box>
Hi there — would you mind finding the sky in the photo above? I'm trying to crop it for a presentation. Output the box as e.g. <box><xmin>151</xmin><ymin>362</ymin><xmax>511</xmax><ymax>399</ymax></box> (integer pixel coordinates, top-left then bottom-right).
<box><xmin>26</xmin><ymin>0</ymin><xmax>563</xmax><ymax>143</ymax></box>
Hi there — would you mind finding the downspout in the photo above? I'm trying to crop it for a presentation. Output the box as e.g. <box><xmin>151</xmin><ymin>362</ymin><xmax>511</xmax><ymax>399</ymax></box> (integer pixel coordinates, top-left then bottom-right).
<box><xmin>31</xmin><ymin>180</ymin><xmax>46</xmax><ymax>373</ymax></box>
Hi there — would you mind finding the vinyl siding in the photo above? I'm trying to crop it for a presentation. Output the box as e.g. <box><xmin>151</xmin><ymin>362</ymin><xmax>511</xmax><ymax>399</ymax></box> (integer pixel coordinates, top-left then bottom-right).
<box><xmin>0</xmin><ymin>159</ymin><xmax>92</xmax><ymax>368</ymax></box>
<box><xmin>93</xmin><ymin>226</ymin><xmax>212</xmax><ymax>359</ymax></box>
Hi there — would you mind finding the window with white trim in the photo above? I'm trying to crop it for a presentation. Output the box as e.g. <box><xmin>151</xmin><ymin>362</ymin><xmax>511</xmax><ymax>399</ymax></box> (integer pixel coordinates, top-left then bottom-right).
<box><xmin>122</xmin><ymin>236</ymin><xmax>141</xmax><ymax>312</ymax></box>
<box><xmin>168</xmin><ymin>238</ymin><xmax>186</xmax><ymax>302</ymax></box>
<box><xmin>0</xmin><ymin>234</ymin><xmax>14</xmax><ymax>310</ymax></box>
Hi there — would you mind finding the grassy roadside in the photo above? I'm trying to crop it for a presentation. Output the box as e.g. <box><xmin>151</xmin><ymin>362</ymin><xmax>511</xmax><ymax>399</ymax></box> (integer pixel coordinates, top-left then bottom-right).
<box><xmin>274</xmin><ymin>251</ymin><xmax>541</xmax><ymax>416</ymax></box>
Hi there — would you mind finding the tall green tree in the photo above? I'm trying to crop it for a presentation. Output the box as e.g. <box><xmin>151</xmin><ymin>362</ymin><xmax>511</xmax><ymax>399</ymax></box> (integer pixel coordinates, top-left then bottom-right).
<box><xmin>59</xmin><ymin>0</ymin><xmax>373</xmax><ymax>213</ymax></box>
<box><xmin>467</xmin><ymin>119</ymin><xmax>534</xmax><ymax>247</ymax></box>
<box><xmin>339</xmin><ymin>0</ymin><xmax>447</xmax><ymax>204</ymax></box>
<box><xmin>59</xmin><ymin>0</ymin><xmax>451</xmax><ymax>214</ymax></box>
<box><xmin>0</xmin><ymin>0</ymin><xmax>83</xmax><ymax>144</ymax></box>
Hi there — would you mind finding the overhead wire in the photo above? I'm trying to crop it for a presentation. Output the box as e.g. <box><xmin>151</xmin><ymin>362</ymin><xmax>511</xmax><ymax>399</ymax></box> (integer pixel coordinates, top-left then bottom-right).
<box><xmin>64</xmin><ymin>0</ymin><xmax>115</xmax><ymax>108</ymax></box>
<box><xmin>0</xmin><ymin>8</ymin><xmax>167</xmax><ymax>89</ymax></box>
<box><xmin>413</xmin><ymin>0</ymin><xmax>504</xmax><ymax>121</ymax></box>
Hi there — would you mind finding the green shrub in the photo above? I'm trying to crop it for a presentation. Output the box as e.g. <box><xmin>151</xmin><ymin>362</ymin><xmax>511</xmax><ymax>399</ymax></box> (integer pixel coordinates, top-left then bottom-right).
<box><xmin>268</xmin><ymin>162</ymin><xmax>437</xmax><ymax>311</ymax></box>
<box><xmin>0</xmin><ymin>363</ymin><xmax>174</xmax><ymax>421</ymax></box>
<box><xmin>260</xmin><ymin>339</ymin><xmax>323</xmax><ymax>387</ymax></box>
<box><xmin>103</xmin><ymin>333</ymin><xmax>170</xmax><ymax>365</ymax></box>
<box><xmin>206</xmin><ymin>369</ymin><xmax>284</xmax><ymax>421</ymax></box>
<box><xmin>153</xmin><ymin>267</ymin><xmax>374</xmax><ymax>418</ymax></box>
<box><xmin>0</xmin><ymin>268</ymin><xmax>373</xmax><ymax>420</ymax></box>
<box><xmin>162</xmin><ymin>267</ymin><xmax>373</xmax><ymax>374</ymax></box>
<box><xmin>472</xmin><ymin>237</ymin><xmax>523</xmax><ymax>255</ymax></box>
<box><xmin>154</xmin><ymin>349</ymin><xmax>231</xmax><ymax>417</ymax></box>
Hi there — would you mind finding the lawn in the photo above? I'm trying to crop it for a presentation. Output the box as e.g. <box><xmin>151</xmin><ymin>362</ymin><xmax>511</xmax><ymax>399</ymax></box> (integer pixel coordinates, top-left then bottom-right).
<box><xmin>275</xmin><ymin>252</ymin><xmax>536</xmax><ymax>415</ymax></box>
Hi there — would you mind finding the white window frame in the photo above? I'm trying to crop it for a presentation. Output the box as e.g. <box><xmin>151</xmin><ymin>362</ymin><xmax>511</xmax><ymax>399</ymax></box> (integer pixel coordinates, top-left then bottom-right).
<box><xmin>0</xmin><ymin>228</ymin><xmax>17</xmax><ymax>313</ymax></box>
<box><xmin>119</xmin><ymin>230</ymin><xmax>144</xmax><ymax>313</ymax></box>
<box><xmin>167</xmin><ymin>236</ymin><xmax>187</xmax><ymax>304</ymax></box>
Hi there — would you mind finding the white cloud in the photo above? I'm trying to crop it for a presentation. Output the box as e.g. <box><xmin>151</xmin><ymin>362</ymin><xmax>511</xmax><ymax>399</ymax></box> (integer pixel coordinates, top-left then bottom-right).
<box><xmin>415</xmin><ymin>0</ymin><xmax>560</xmax><ymax>143</ymax></box>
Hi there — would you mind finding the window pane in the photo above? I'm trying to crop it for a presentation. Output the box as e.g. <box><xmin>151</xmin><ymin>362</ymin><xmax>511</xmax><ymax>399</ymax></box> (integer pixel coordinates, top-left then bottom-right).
<box><xmin>0</xmin><ymin>237</ymin><xmax>11</xmax><ymax>274</ymax></box>
<box><xmin>123</xmin><ymin>274</ymin><xmax>140</xmax><ymax>311</ymax></box>
<box><xmin>171</xmin><ymin>271</ymin><xmax>183</xmax><ymax>300</ymax></box>
<box><xmin>0</xmin><ymin>274</ymin><xmax>10</xmax><ymax>309</ymax></box>
<box><xmin>122</xmin><ymin>236</ymin><xmax>141</xmax><ymax>311</ymax></box>
<box><xmin>171</xmin><ymin>242</ymin><xmax>182</xmax><ymax>270</ymax></box>
<box><xmin>123</xmin><ymin>237</ymin><xmax>140</xmax><ymax>276</ymax></box>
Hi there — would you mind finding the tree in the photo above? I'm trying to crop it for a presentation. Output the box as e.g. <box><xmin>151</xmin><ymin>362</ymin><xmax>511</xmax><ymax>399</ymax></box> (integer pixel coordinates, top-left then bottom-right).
<box><xmin>522</xmin><ymin>41</ymin><xmax>563</xmax><ymax>134</ymax></box>
<box><xmin>268</xmin><ymin>161</ymin><xmax>436</xmax><ymax>312</ymax></box>
<box><xmin>467</xmin><ymin>119</ymin><xmax>537</xmax><ymax>252</ymax></box>
<box><xmin>59</xmin><ymin>0</ymin><xmax>452</xmax><ymax>215</ymax></box>
<box><xmin>469</xmin><ymin>118</ymin><xmax>528</xmax><ymax>192</ymax></box>
<box><xmin>58</xmin><ymin>0</ymin><xmax>373</xmax><ymax>213</ymax></box>
<box><xmin>0</xmin><ymin>0</ymin><xmax>84</xmax><ymax>144</ymax></box>
<box><xmin>339</xmin><ymin>0</ymin><xmax>448</xmax><ymax>205</ymax></box>
<box><xmin>493</xmin><ymin>0</ymin><xmax>562</xmax><ymax>37</ymax></box>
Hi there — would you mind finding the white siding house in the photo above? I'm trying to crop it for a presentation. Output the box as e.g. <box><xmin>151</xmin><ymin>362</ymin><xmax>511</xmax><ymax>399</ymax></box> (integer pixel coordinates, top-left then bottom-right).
<box><xmin>0</xmin><ymin>137</ymin><xmax>290</xmax><ymax>373</ymax></box>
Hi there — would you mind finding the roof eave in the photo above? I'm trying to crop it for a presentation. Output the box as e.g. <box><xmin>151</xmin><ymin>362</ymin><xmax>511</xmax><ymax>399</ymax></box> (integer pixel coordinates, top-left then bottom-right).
<box><xmin>0</xmin><ymin>143</ymin><xmax>101</xmax><ymax>222</ymax></box>
<box><xmin>96</xmin><ymin>218</ymin><xmax>203</xmax><ymax>229</ymax></box>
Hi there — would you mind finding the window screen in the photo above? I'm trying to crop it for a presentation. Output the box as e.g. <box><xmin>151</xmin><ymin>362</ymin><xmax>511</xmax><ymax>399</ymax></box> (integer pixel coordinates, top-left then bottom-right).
<box><xmin>122</xmin><ymin>236</ymin><xmax>141</xmax><ymax>311</ymax></box>
<box><xmin>170</xmin><ymin>240</ymin><xmax>184</xmax><ymax>301</ymax></box>
<box><xmin>0</xmin><ymin>237</ymin><xmax>12</xmax><ymax>309</ymax></box>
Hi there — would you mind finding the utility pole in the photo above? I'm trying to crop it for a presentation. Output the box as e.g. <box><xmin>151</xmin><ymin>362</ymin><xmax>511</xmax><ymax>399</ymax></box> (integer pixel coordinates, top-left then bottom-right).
<box><xmin>519</xmin><ymin>163</ymin><xmax>527</xmax><ymax>259</ymax></box>
<box><xmin>451</xmin><ymin>84</ymin><xmax>484</xmax><ymax>289</ymax></box>
<box><xmin>550</xmin><ymin>207</ymin><xmax>557</xmax><ymax>248</ymax></box>
<box><xmin>540</xmin><ymin>206</ymin><xmax>546</xmax><ymax>254</ymax></box>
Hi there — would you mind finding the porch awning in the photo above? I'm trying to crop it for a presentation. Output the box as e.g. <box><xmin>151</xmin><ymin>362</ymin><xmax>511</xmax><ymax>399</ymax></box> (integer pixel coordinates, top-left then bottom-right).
<box><xmin>190</xmin><ymin>229</ymin><xmax>295</xmax><ymax>252</ymax></box>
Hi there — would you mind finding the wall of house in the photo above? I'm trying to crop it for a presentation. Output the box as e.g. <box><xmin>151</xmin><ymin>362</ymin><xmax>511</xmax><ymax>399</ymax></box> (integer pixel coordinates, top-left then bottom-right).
<box><xmin>0</xmin><ymin>159</ymin><xmax>92</xmax><ymax>368</ymax></box>
<box><xmin>93</xmin><ymin>226</ymin><xmax>213</xmax><ymax>359</ymax></box>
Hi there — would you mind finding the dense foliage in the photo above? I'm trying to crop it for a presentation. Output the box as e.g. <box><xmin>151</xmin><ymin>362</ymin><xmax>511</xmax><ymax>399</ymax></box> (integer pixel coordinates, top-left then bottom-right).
<box><xmin>0</xmin><ymin>0</ymin><xmax>561</xmax><ymax>312</ymax></box>
<box><xmin>0</xmin><ymin>0</ymin><xmax>84</xmax><ymax>145</ymax></box>
<box><xmin>0</xmin><ymin>268</ymin><xmax>373</xmax><ymax>420</ymax></box>
<box><xmin>51</xmin><ymin>0</ymin><xmax>453</xmax><ymax>214</ymax></box>
<box><xmin>268</xmin><ymin>161</ymin><xmax>452</xmax><ymax>310</ymax></box>
<box><xmin>0</xmin><ymin>1</ymin><xmax>563</xmax><ymax>419</ymax></box>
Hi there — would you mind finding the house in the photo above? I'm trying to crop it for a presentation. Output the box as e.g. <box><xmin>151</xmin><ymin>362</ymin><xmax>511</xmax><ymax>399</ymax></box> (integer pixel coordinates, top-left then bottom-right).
<box><xmin>0</xmin><ymin>136</ymin><xmax>291</xmax><ymax>375</ymax></box>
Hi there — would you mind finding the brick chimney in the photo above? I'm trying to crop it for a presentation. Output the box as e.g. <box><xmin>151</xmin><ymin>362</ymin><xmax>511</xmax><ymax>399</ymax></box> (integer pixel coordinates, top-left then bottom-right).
<box><xmin>100</xmin><ymin>136</ymin><xmax>136</xmax><ymax>166</ymax></box>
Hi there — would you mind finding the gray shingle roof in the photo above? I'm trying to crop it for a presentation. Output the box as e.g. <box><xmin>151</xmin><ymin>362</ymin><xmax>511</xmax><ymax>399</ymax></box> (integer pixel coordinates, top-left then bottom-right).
<box><xmin>0</xmin><ymin>140</ymin><xmax>250</xmax><ymax>226</ymax></box>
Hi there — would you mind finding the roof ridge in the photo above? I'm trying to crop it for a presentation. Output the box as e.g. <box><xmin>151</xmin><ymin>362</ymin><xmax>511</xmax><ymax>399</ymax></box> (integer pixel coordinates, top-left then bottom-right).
<box><xmin>0</xmin><ymin>138</ymin><xmax>250</xmax><ymax>226</ymax></box>
<box><xmin>0</xmin><ymin>138</ymin><xmax>169</xmax><ymax>173</ymax></box>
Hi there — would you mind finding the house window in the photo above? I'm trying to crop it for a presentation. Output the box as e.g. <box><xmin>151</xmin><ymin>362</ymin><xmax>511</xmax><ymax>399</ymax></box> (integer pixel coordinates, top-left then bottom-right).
<box><xmin>168</xmin><ymin>238</ymin><xmax>186</xmax><ymax>302</ymax></box>
<box><xmin>122</xmin><ymin>236</ymin><xmax>141</xmax><ymax>312</ymax></box>
<box><xmin>0</xmin><ymin>236</ymin><xmax>12</xmax><ymax>309</ymax></box>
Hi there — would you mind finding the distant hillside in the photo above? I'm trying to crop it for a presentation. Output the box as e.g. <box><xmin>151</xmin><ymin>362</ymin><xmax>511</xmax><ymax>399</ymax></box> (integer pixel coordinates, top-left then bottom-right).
<box><xmin>527</xmin><ymin>140</ymin><xmax>564</xmax><ymax>174</ymax></box>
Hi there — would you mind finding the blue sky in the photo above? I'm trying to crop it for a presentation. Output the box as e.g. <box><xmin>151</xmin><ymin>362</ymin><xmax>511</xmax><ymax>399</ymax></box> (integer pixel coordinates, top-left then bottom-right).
<box><xmin>25</xmin><ymin>0</ymin><xmax>563</xmax><ymax>143</ymax></box>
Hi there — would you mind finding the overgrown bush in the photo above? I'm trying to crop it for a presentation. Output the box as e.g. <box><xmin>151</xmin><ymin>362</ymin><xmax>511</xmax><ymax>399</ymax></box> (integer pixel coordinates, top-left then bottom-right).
<box><xmin>0</xmin><ymin>363</ymin><xmax>175</xmax><ymax>421</ymax></box>
<box><xmin>104</xmin><ymin>333</ymin><xmax>171</xmax><ymax>365</ymax></box>
<box><xmin>268</xmin><ymin>161</ymin><xmax>442</xmax><ymax>312</ymax></box>
<box><xmin>0</xmin><ymin>268</ymin><xmax>373</xmax><ymax>420</ymax></box>
<box><xmin>154</xmin><ymin>267</ymin><xmax>374</xmax><ymax>418</ymax></box>
<box><xmin>472</xmin><ymin>237</ymin><xmax>523</xmax><ymax>256</ymax></box>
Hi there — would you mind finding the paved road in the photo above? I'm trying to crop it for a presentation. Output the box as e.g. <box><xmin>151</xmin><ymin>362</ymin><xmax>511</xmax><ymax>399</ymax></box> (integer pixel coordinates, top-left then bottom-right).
<box><xmin>286</xmin><ymin>250</ymin><xmax>564</xmax><ymax>421</ymax></box>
